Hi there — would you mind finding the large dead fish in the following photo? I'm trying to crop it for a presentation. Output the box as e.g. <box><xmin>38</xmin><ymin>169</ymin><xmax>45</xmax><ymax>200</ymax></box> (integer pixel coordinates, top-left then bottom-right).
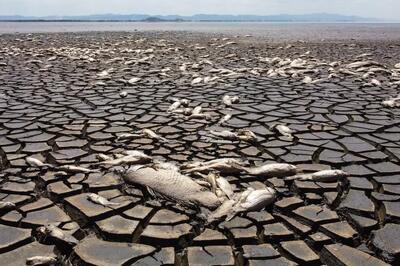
<box><xmin>245</xmin><ymin>163</ymin><xmax>297</xmax><ymax>177</ymax></box>
<box><xmin>121</xmin><ymin>166</ymin><xmax>221</xmax><ymax>209</ymax></box>
<box><xmin>284</xmin><ymin>169</ymin><xmax>348</xmax><ymax>182</ymax></box>
<box><xmin>182</xmin><ymin>158</ymin><xmax>246</xmax><ymax>174</ymax></box>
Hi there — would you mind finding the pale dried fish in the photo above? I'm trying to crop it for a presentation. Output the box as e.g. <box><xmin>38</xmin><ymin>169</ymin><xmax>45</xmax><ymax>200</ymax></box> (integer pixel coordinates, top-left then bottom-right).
<box><xmin>182</xmin><ymin>158</ymin><xmax>246</xmax><ymax>174</ymax></box>
<box><xmin>87</xmin><ymin>193</ymin><xmax>120</xmax><ymax>207</ymax></box>
<box><xmin>128</xmin><ymin>77</ymin><xmax>141</xmax><ymax>84</ymax></box>
<box><xmin>216</xmin><ymin>176</ymin><xmax>234</xmax><ymax>199</ymax></box>
<box><xmin>271</xmin><ymin>124</ymin><xmax>294</xmax><ymax>139</ymax></box>
<box><xmin>26</xmin><ymin>157</ymin><xmax>53</xmax><ymax>168</ymax></box>
<box><xmin>57</xmin><ymin>165</ymin><xmax>98</xmax><ymax>173</ymax></box>
<box><xmin>142</xmin><ymin>128</ymin><xmax>169</xmax><ymax>143</ymax></box>
<box><xmin>222</xmin><ymin>95</ymin><xmax>239</xmax><ymax>106</ymax></box>
<box><xmin>245</xmin><ymin>163</ymin><xmax>297</xmax><ymax>178</ymax></box>
<box><xmin>121</xmin><ymin>167</ymin><xmax>221</xmax><ymax>209</ymax></box>
<box><xmin>218</xmin><ymin>114</ymin><xmax>232</xmax><ymax>125</ymax></box>
<box><xmin>37</xmin><ymin>224</ymin><xmax>78</xmax><ymax>245</ymax></box>
<box><xmin>285</xmin><ymin>169</ymin><xmax>348</xmax><ymax>182</ymax></box>
<box><xmin>26</xmin><ymin>256</ymin><xmax>57</xmax><ymax>266</ymax></box>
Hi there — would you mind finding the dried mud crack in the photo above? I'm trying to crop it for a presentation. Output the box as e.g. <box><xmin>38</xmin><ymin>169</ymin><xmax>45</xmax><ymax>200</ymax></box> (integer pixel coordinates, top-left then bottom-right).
<box><xmin>0</xmin><ymin>31</ymin><xmax>399</xmax><ymax>265</ymax></box>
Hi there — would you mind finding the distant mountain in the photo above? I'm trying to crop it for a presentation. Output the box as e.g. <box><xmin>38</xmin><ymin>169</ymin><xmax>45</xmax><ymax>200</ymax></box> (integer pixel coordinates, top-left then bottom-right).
<box><xmin>0</xmin><ymin>13</ymin><xmax>379</xmax><ymax>22</ymax></box>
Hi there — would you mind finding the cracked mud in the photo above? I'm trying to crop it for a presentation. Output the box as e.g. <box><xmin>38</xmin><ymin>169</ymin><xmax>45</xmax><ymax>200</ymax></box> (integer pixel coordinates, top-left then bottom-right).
<box><xmin>0</xmin><ymin>31</ymin><xmax>400</xmax><ymax>265</ymax></box>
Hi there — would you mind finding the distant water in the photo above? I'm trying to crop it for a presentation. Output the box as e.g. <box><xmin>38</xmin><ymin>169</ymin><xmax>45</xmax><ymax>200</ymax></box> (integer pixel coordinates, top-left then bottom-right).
<box><xmin>1</xmin><ymin>22</ymin><xmax>400</xmax><ymax>41</ymax></box>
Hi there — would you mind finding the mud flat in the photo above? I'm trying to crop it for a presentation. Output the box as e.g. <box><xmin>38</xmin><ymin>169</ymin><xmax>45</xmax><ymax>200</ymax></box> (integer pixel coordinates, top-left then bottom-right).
<box><xmin>0</xmin><ymin>31</ymin><xmax>399</xmax><ymax>265</ymax></box>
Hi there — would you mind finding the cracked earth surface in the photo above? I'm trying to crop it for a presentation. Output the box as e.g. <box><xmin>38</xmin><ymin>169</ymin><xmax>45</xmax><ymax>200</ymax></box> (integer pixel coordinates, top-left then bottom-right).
<box><xmin>0</xmin><ymin>32</ymin><xmax>400</xmax><ymax>265</ymax></box>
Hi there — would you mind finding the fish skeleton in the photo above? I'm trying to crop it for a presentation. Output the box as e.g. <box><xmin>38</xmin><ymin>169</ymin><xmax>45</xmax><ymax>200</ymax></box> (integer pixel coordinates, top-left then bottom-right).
<box><xmin>285</xmin><ymin>169</ymin><xmax>348</xmax><ymax>182</ymax></box>
<box><xmin>121</xmin><ymin>167</ymin><xmax>221</xmax><ymax>209</ymax></box>
<box><xmin>245</xmin><ymin>163</ymin><xmax>297</xmax><ymax>178</ymax></box>
<box><xmin>87</xmin><ymin>193</ymin><xmax>121</xmax><ymax>207</ymax></box>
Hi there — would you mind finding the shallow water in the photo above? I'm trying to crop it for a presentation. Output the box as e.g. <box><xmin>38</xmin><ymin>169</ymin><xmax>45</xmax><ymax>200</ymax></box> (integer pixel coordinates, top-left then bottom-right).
<box><xmin>1</xmin><ymin>21</ymin><xmax>400</xmax><ymax>41</ymax></box>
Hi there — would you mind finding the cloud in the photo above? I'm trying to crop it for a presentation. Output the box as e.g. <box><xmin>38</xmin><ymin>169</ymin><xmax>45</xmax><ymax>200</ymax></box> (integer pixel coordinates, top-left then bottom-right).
<box><xmin>0</xmin><ymin>0</ymin><xmax>398</xmax><ymax>19</ymax></box>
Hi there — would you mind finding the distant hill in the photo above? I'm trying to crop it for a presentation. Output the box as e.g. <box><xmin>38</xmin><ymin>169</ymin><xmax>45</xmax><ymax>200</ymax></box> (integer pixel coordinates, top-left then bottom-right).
<box><xmin>0</xmin><ymin>13</ymin><xmax>379</xmax><ymax>22</ymax></box>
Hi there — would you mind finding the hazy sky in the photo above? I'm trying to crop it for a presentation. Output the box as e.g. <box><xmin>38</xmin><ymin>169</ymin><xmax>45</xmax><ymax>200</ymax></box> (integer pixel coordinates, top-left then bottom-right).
<box><xmin>0</xmin><ymin>0</ymin><xmax>399</xmax><ymax>19</ymax></box>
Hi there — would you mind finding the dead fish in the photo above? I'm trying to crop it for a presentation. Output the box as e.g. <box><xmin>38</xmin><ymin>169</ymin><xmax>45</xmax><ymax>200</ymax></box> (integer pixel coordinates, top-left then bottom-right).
<box><xmin>285</xmin><ymin>169</ymin><xmax>348</xmax><ymax>182</ymax></box>
<box><xmin>26</xmin><ymin>157</ymin><xmax>53</xmax><ymax>168</ymax></box>
<box><xmin>191</xmin><ymin>77</ymin><xmax>203</xmax><ymax>85</ymax></box>
<box><xmin>210</xmin><ymin>130</ymin><xmax>238</xmax><ymax>140</ymax></box>
<box><xmin>237</xmin><ymin>129</ymin><xmax>258</xmax><ymax>142</ymax></box>
<box><xmin>97</xmin><ymin>70</ymin><xmax>109</xmax><ymax>77</ymax></box>
<box><xmin>37</xmin><ymin>224</ymin><xmax>78</xmax><ymax>245</ymax></box>
<box><xmin>119</xmin><ymin>91</ymin><xmax>128</xmax><ymax>98</ymax></box>
<box><xmin>370</xmin><ymin>78</ymin><xmax>382</xmax><ymax>87</ymax></box>
<box><xmin>87</xmin><ymin>193</ymin><xmax>120</xmax><ymax>207</ymax></box>
<box><xmin>26</xmin><ymin>256</ymin><xmax>57</xmax><ymax>266</ymax></box>
<box><xmin>395</xmin><ymin>63</ymin><xmax>400</xmax><ymax>69</ymax></box>
<box><xmin>347</xmin><ymin>60</ymin><xmax>382</xmax><ymax>69</ymax></box>
<box><xmin>128</xmin><ymin>77</ymin><xmax>141</xmax><ymax>84</ymax></box>
<box><xmin>192</xmin><ymin>106</ymin><xmax>202</xmax><ymax>115</ymax></box>
<box><xmin>216</xmin><ymin>175</ymin><xmax>234</xmax><ymax>199</ymax></box>
<box><xmin>222</xmin><ymin>95</ymin><xmax>239</xmax><ymax>106</ymax></box>
<box><xmin>229</xmin><ymin>187</ymin><xmax>276</xmax><ymax>220</ymax></box>
<box><xmin>302</xmin><ymin>76</ymin><xmax>313</xmax><ymax>84</ymax></box>
<box><xmin>189</xmin><ymin>113</ymin><xmax>212</xmax><ymax>120</ymax></box>
<box><xmin>98</xmin><ymin>151</ymin><xmax>151</xmax><ymax>166</ymax></box>
<box><xmin>171</xmin><ymin>107</ymin><xmax>193</xmax><ymax>115</ymax></box>
<box><xmin>96</xmin><ymin>153</ymin><xmax>112</xmax><ymax>161</ymax></box>
<box><xmin>168</xmin><ymin>101</ymin><xmax>182</xmax><ymax>112</ymax></box>
<box><xmin>218</xmin><ymin>114</ymin><xmax>232</xmax><ymax>125</ymax></box>
<box><xmin>57</xmin><ymin>165</ymin><xmax>98</xmax><ymax>173</ymax></box>
<box><xmin>142</xmin><ymin>129</ymin><xmax>169</xmax><ymax>143</ymax></box>
<box><xmin>182</xmin><ymin>158</ymin><xmax>246</xmax><ymax>174</ymax></box>
<box><xmin>270</xmin><ymin>124</ymin><xmax>294</xmax><ymax>139</ymax></box>
<box><xmin>382</xmin><ymin>96</ymin><xmax>400</xmax><ymax>108</ymax></box>
<box><xmin>0</xmin><ymin>201</ymin><xmax>16</xmax><ymax>211</ymax></box>
<box><xmin>245</xmin><ymin>163</ymin><xmax>297</xmax><ymax>178</ymax></box>
<box><xmin>121</xmin><ymin>167</ymin><xmax>221</xmax><ymax>209</ymax></box>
